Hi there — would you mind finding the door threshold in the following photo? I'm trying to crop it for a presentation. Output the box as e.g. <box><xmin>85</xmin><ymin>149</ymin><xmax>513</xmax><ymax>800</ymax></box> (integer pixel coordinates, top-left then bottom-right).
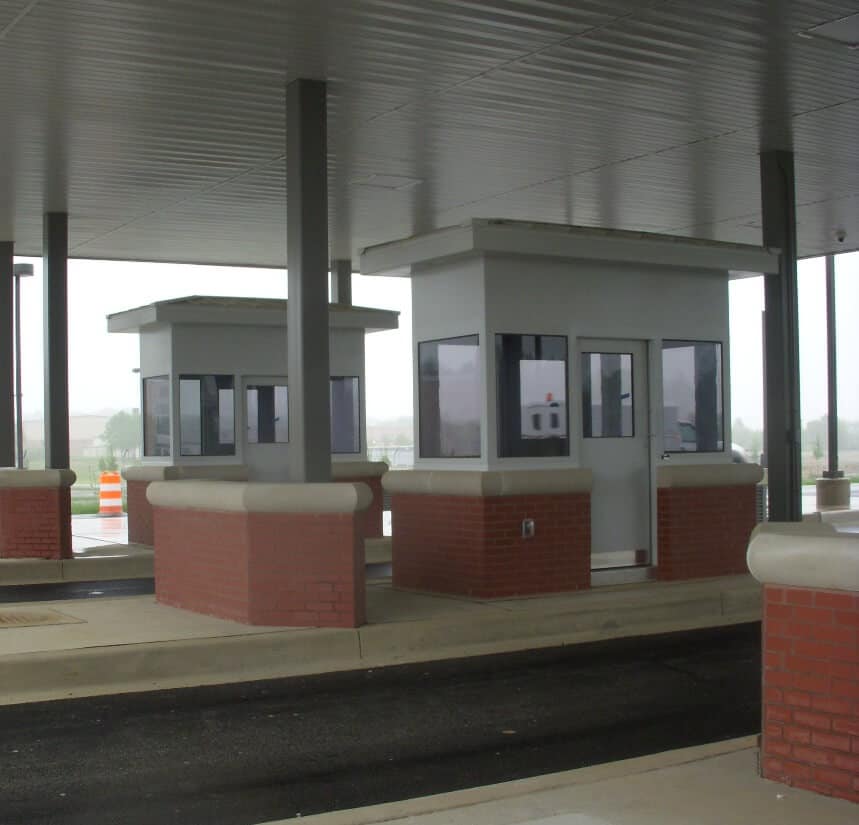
<box><xmin>591</xmin><ymin>566</ymin><xmax>655</xmax><ymax>587</ymax></box>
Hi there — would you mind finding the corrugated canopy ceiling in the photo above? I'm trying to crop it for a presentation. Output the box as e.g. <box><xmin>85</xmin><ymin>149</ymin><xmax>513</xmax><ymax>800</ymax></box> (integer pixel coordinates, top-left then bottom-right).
<box><xmin>0</xmin><ymin>0</ymin><xmax>857</xmax><ymax>267</ymax></box>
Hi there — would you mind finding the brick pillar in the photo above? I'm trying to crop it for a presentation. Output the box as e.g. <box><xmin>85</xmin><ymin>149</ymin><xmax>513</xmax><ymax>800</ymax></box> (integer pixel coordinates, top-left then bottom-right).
<box><xmin>126</xmin><ymin>479</ymin><xmax>154</xmax><ymax>545</ymax></box>
<box><xmin>0</xmin><ymin>470</ymin><xmax>75</xmax><ymax>559</ymax></box>
<box><xmin>760</xmin><ymin>584</ymin><xmax>858</xmax><ymax>803</ymax></box>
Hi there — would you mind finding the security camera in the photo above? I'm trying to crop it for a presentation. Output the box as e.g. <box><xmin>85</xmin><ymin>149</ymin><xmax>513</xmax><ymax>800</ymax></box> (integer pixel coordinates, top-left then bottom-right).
<box><xmin>835</xmin><ymin>229</ymin><xmax>846</xmax><ymax>243</ymax></box>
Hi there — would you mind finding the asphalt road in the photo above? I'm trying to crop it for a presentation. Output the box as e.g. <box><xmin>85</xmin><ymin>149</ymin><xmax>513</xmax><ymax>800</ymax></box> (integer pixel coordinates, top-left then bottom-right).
<box><xmin>0</xmin><ymin>623</ymin><xmax>761</xmax><ymax>825</ymax></box>
<box><xmin>0</xmin><ymin>578</ymin><xmax>154</xmax><ymax>603</ymax></box>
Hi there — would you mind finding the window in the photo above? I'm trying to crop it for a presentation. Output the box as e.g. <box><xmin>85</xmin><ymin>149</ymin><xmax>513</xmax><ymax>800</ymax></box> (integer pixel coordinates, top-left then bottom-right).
<box><xmin>662</xmin><ymin>340</ymin><xmax>724</xmax><ymax>453</ymax></box>
<box><xmin>179</xmin><ymin>375</ymin><xmax>235</xmax><ymax>456</ymax></box>
<box><xmin>330</xmin><ymin>376</ymin><xmax>360</xmax><ymax>454</ymax></box>
<box><xmin>496</xmin><ymin>334</ymin><xmax>568</xmax><ymax>457</ymax></box>
<box><xmin>247</xmin><ymin>384</ymin><xmax>288</xmax><ymax>444</ymax></box>
<box><xmin>419</xmin><ymin>335</ymin><xmax>481</xmax><ymax>458</ymax></box>
<box><xmin>143</xmin><ymin>376</ymin><xmax>170</xmax><ymax>457</ymax></box>
<box><xmin>582</xmin><ymin>352</ymin><xmax>634</xmax><ymax>438</ymax></box>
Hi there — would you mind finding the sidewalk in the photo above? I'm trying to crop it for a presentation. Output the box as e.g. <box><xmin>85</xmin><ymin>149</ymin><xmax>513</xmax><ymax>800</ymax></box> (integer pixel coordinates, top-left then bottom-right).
<box><xmin>1</xmin><ymin>573</ymin><xmax>760</xmax><ymax>705</ymax></box>
<box><xmin>261</xmin><ymin>738</ymin><xmax>854</xmax><ymax>825</ymax></box>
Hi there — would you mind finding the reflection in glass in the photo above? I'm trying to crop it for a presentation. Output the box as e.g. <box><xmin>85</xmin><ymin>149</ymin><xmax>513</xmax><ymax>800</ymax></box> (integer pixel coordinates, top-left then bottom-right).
<box><xmin>419</xmin><ymin>336</ymin><xmax>481</xmax><ymax>458</ymax></box>
<box><xmin>662</xmin><ymin>341</ymin><xmax>723</xmax><ymax>453</ymax></box>
<box><xmin>331</xmin><ymin>377</ymin><xmax>360</xmax><ymax>454</ymax></box>
<box><xmin>247</xmin><ymin>384</ymin><xmax>289</xmax><ymax>444</ymax></box>
<box><xmin>143</xmin><ymin>376</ymin><xmax>170</xmax><ymax>457</ymax></box>
<box><xmin>179</xmin><ymin>375</ymin><xmax>235</xmax><ymax>456</ymax></box>
<box><xmin>582</xmin><ymin>353</ymin><xmax>634</xmax><ymax>438</ymax></box>
<box><xmin>496</xmin><ymin>334</ymin><xmax>568</xmax><ymax>457</ymax></box>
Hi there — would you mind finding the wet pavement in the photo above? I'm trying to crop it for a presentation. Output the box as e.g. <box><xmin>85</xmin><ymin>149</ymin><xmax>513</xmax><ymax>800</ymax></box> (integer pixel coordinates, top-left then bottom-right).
<box><xmin>0</xmin><ymin>622</ymin><xmax>761</xmax><ymax>825</ymax></box>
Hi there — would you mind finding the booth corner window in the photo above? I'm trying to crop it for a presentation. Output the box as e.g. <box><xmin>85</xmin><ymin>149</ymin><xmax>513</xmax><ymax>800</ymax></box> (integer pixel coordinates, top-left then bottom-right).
<box><xmin>179</xmin><ymin>374</ymin><xmax>235</xmax><ymax>456</ymax></box>
<box><xmin>143</xmin><ymin>375</ymin><xmax>170</xmax><ymax>457</ymax></box>
<box><xmin>331</xmin><ymin>377</ymin><xmax>360</xmax><ymax>454</ymax></box>
<box><xmin>247</xmin><ymin>384</ymin><xmax>289</xmax><ymax>444</ymax></box>
<box><xmin>496</xmin><ymin>334</ymin><xmax>568</xmax><ymax>457</ymax></box>
<box><xmin>662</xmin><ymin>340</ymin><xmax>724</xmax><ymax>453</ymax></box>
<box><xmin>419</xmin><ymin>335</ymin><xmax>481</xmax><ymax>458</ymax></box>
<box><xmin>582</xmin><ymin>352</ymin><xmax>634</xmax><ymax>438</ymax></box>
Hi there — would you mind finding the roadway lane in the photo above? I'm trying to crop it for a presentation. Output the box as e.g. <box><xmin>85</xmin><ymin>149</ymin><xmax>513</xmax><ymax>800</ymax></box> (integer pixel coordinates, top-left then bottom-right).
<box><xmin>0</xmin><ymin>578</ymin><xmax>154</xmax><ymax>603</ymax></box>
<box><xmin>0</xmin><ymin>623</ymin><xmax>761</xmax><ymax>825</ymax></box>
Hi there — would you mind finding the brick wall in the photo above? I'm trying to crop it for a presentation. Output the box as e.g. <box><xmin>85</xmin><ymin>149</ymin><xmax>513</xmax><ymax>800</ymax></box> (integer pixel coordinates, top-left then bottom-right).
<box><xmin>0</xmin><ymin>486</ymin><xmax>72</xmax><ymax>559</ymax></box>
<box><xmin>761</xmin><ymin>584</ymin><xmax>859</xmax><ymax>804</ymax></box>
<box><xmin>153</xmin><ymin>506</ymin><xmax>365</xmax><ymax>627</ymax></box>
<box><xmin>126</xmin><ymin>479</ymin><xmax>154</xmax><ymax>546</ymax></box>
<box><xmin>391</xmin><ymin>492</ymin><xmax>590</xmax><ymax>598</ymax></box>
<box><xmin>657</xmin><ymin>484</ymin><xmax>757</xmax><ymax>581</ymax></box>
<box><xmin>336</xmin><ymin>475</ymin><xmax>383</xmax><ymax>538</ymax></box>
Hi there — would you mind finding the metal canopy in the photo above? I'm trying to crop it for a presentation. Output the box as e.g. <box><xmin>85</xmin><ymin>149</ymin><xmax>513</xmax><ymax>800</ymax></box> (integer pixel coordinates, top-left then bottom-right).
<box><xmin>0</xmin><ymin>1</ymin><xmax>856</xmax><ymax>267</ymax></box>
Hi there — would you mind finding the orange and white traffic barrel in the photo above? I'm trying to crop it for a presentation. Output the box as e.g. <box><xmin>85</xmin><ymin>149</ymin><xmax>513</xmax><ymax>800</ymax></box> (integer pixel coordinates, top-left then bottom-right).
<box><xmin>98</xmin><ymin>471</ymin><xmax>123</xmax><ymax>516</ymax></box>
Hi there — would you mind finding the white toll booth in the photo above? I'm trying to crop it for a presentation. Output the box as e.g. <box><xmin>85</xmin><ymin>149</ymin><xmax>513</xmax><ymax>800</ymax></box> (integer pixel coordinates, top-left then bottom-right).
<box><xmin>108</xmin><ymin>296</ymin><xmax>398</xmax><ymax>481</ymax></box>
<box><xmin>362</xmin><ymin>220</ymin><xmax>777</xmax><ymax>575</ymax></box>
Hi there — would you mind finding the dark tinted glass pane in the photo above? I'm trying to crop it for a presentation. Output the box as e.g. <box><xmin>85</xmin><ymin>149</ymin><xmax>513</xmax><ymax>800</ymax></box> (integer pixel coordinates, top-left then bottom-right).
<box><xmin>419</xmin><ymin>335</ymin><xmax>481</xmax><ymax>458</ymax></box>
<box><xmin>582</xmin><ymin>353</ymin><xmax>634</xmax><ymax>438</ymax></box>
<box><xmin>496</xmin><ymin>334</ymin><xmax>568</xmax><ymax>457</ymax></box>
<box><xmin>180</xmin><ymin>375</ymin><xmax>235</xmax><ymax>456</ymax></box>
<box><xmin>247</xmin><ymin>384</ymin><xmax>288</xmax><ymax>444</ymax></box>
<box><xmin>143</xmin><ymin>376</ymin><xmax>170</xmax><ymax>457</ymax></box>
<box><xmin>179</xmin><ymin>378</ymin><xmax>202</xmax><ymax>455</ymax></box>
<box><xmin>330</xmin><ymin>377</ymin><xmax>360</xmax><ymax>454</ymax></box>
<box><xmin>662</xmin><ymin>341</ymin><xmax>723</xmax><ymax>452</ymax></box>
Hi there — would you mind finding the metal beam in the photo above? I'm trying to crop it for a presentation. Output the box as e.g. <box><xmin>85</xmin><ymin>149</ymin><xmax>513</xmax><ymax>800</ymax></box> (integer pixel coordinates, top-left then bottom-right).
<box><xmin>43</xmin><ymin>212</ymin><xmax>70</xmax><ymax>470</ymax></box>
<box><xmin>330</xmin><ymin>259</ymin><xmax>352</xmax><ymax>305</ymax></box>
<box><xmin>824</xmin><ymin>254</ymin><xmax>841</xmax><ymax>479</ymax></box>
<box><xmin>286</xmin><ymin>79</ymin><xmax>331</xmax><ymax>482</ymax></box>
<box><xmin>0</xmin><ymin>242</ymin><xmax>13</xmax><ymax>467</ymax></box>
<box><xmin>759</xmin><ymin>151</ymin><xmax>801</xmax><ymax>521</ymax></box>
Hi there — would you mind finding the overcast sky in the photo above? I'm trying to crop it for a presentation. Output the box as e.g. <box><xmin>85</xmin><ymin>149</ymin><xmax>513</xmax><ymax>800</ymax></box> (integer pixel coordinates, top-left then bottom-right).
<box><xmin>13</xmin><ymin>250</ymin><xmax>858</xmax><ymax>432</ymax></box>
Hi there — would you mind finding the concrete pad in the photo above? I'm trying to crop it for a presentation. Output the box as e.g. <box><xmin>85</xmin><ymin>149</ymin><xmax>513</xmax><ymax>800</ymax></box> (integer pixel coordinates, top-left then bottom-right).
<box><xmin>0</xmin><ymin>576</ymin><xmax>762</xmax><ymax>706</ymax></box>
<box><xmin>259</xmin><ymin>738</ymin><xmax>855</xmax><ymax>825</ymax></box>
<box><xmin>0</xmin><ymin>558</ymin><xmax>64</xmax><ymax>584</ymax></box>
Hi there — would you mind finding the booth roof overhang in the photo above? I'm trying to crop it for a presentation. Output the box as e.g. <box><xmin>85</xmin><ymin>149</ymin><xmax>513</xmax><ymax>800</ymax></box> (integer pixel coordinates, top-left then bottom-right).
<box><xmin>359</xmin><ymin>219</ymin><xmax>782</xmax><ymax>277</ymax></box>
<box><xmin>0</xmin><ymin>1</ymin><xmax>857</xmax><ymax>267</ymax></box>
<box><xmin>107</xmin><ymin>296</ymin><xmax>399</xmax><ymax>334</ymax></box>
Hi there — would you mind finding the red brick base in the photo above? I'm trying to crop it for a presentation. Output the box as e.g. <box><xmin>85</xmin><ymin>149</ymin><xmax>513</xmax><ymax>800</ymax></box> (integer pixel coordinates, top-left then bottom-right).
<box><xmin>337</xmin><ymin>475</ymin><xmax>383</xmax><ymax>538</ymax></box>
<box><xmin>153</xmin><ymin>506</ymin><xmax>365</xmax><ymax>627</ymax></box>
<box><xmin>391</xmin><ymin>492</ymin><xmax>590</xmax><ymax>598</ymax></box>
<box><xmin>761</xmin><ymin>584</ymin><xmax>859</xmax><ymax>803</ymax></box>
<box><xmin>126</xmin><ymin>479</ymin><xmax>154</xmax><ymax>545</ymax></box>
<box><xmin>656</xmin><ymin>484</ymin><xmax>757</xmax><ymax>580</ymax></box>
<box><xmin>0</xmin><ymin>486</ymin><xmax>72</xmax><ymax>559</ymax></box>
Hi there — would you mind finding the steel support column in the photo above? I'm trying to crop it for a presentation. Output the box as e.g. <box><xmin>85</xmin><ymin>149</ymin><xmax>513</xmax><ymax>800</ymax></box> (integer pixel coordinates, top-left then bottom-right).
<box><xmin>0</xmin><ymin>242</ymin><xmax>13</xmax><ymax>467</ymax></box>
<box><xmin>760</xmin><ymin>151</ymin><xmax>801</xmax><ymax>521</ymax></box>
<box><xmin>43</xmin><ymin>212</ymin><xmax>70</xmax><ymax>470</ymax></box>
<box><xmin>330</xmin><ymin>259</ymin><xmax>352</xmax><ymax>306</ymax></box>
<box><xmin>286</xmin><ymin>79</ymin><xmax>331</xmax><ymax>482</ymax></box>
<box><xmin>823</xmin><ymin>254</ymin><xmax>841</xmax><ymax>479</ymax></box>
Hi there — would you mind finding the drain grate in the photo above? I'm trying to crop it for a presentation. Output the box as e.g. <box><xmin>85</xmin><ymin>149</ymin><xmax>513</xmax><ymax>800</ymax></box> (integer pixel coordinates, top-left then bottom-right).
<box><xmin>0</xmin><ymin>608</ymin><xmax>82</xmax><ymax>629</ymax></box>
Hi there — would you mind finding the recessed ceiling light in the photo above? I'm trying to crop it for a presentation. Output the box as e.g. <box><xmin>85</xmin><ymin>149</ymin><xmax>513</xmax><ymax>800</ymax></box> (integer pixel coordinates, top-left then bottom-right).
<box><xmin>350</xmin><ymin>174</ymin><xmax>423</xmax><ymax>191</ymax></box>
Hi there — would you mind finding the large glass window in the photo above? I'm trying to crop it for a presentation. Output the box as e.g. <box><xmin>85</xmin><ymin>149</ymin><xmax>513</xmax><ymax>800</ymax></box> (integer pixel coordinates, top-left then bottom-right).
<box><xmin>496</xmin><ymin>334</ymin><xmax>568</xmax><ymax>457</ymax></box>
<box><xmin>662</xmin><ymin>340</ymin><xmax>724</xmax><ymax>453</ymax></box>
<box><xmin>143</xmin><ymin>376</ymin><xmax>170</xmax><ymax>457</ymax></box>
<box><xmin>179</xmin><ymin>375</ymin><xmax>235</xmax><ymax>456</ymax></box>
<box><xmin>582</xmin><ymin>352</ymin><xmax>634</xmax><ymax>438</ymax></box>
<box><xmin>247</xmin><ymin>384</ymin><xmax>289</xmax><ymax>444</ymax></box>
<box><xmin>330</xmin><ymin>377</ymin><xmax>360</xmax><ymax>454</ymax></box>
<box><xmin>419</xmin><ymin>335</ymin><xmax>481</xmax><ymax>458</ymax></box>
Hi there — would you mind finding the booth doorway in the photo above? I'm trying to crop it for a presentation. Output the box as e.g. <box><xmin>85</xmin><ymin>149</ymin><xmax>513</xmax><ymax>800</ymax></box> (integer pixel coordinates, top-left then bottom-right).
<box><xmin>580</xmin><ymin>339</ymin><xmax>651</xmax><ymax>570</ymax></box>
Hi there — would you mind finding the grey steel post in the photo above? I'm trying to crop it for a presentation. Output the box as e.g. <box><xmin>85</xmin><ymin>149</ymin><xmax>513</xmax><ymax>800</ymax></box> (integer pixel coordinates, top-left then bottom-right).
<box><xmin>286</xmin><ymin>79</ymin><xmax>331</xmax><ymax>482</ymax></box>
<box><xmin>330</xmin><ymin>258</ymin><xmax>352</xmax><ymax>305</ymax></box>
<box><xmin>759</xmin><ymin>150</ymin><xmax>802</xmax><ymax>521</ymax></box>
<box><xmin>43</xmin><ymin>212</ymin><xmax>71</xmax><ymax>469</ymax></box>
<box><xmin>823</xmin><ymin>254</ymin><xmax>841</xmax><ymax>479</ymax></box>
<box><xmin>0</xmin><ymin>242</ymin><xmax>13</xmax><ymax>467</ymax></box>
<box><xmin>13</xmin><ymin>262</ymin><xmax>34</xmax><ymax>468</ymax></box>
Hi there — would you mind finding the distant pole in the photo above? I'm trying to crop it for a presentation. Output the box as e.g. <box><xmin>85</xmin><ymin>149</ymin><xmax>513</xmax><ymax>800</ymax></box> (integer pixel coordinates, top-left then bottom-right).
<box><xmin>823</xmin><ymin>254</ymin><xmax>841</xmax><ymax>479</ymax></box>
<box><xmin>13</xmin><ymin>264</ymin><xmax>34</xmax><ymax>468</ymax></box>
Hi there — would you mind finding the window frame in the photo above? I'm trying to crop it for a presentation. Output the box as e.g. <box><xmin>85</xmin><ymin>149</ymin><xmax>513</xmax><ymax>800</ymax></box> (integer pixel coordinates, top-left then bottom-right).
<box><xmin>142</xmin><ymin>374</ymin><xmax>170</xmax><ymax>457</ymax></box>
<box><xmin>581</xmin><ymin>351</ymin><xmax>636</xmax><ymax>439</ymax></box>
<box><xmin>178</xmin><ymin>373</ymin><xmax>236</xmax><ymax>457</ymax></box>
<box><xmin>245</xmin><ymin>381</ymin><xmax>289</xmax><ymax>445</ymax></box>
<box><xmin>330</xmin><ymin>375</ymin><xmax>362</xmax><ymax>455</ymax></box>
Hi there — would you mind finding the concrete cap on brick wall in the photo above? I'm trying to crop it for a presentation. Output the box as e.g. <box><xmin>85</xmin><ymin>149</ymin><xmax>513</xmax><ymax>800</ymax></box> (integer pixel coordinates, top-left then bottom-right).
<box><xmin>123</xmin><ymin>464</ymin><xmax>250</xmax><ymax>482</ymax></box>
<box><xmin>657</xmin><ymin>463</ymin><xmax>763</xmax><ymax>488</ymax></box>
<box><xmin>0</xmin><ymin>469</ymin><xmax>76</xmax><ymax>488</ymax></box>
<box><xmin>382</xmin><ymin>468</ymin><xmax>592</xmax><ymax>497</ymax></box>
<box><xmin>146</xmin><ymin>479</ymin><xmax>373</xmax><ymax>513</ymax></box>
<box><xmin>747</xmin><ymin>521</ymin><xmax>859</xmax><ymax>593</ymax></box>
<box><xmin>330</xmin><ymin>461</ymin><xmax>388</xmax><ymax>479</ymax></box>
